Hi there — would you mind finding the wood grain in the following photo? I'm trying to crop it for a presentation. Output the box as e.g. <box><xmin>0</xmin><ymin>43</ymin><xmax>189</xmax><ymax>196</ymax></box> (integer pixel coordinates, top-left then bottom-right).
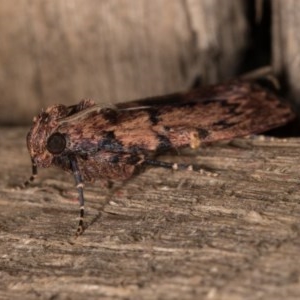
<box><xmin>0</xmin><ymin>0</ymin><xmax>247</xmax><ymax>125</ymax></box>
<box><xmin>273</xmin><ymin>0</ymin><xmax>300</xmax><ymax>103</ymax></box>
<box><xmin>0</xmin><ymin>127</ymin><xmax>299</xmax><ymax>299</ymax></box>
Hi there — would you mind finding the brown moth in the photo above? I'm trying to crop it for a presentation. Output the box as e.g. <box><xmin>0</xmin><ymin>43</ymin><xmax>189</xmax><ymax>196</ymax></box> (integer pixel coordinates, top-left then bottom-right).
<box><xmin>25</xmin><ymin>80</ymin><xmax>295</xmax><ymax>235</ymax></box>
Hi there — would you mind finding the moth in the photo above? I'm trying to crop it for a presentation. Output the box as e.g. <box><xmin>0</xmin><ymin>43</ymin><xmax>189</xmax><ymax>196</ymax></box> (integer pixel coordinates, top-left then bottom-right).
<box><xmin>26</xmin><ymin>80</ymin><xmax>295</xmax><ymax>235</ymax></box>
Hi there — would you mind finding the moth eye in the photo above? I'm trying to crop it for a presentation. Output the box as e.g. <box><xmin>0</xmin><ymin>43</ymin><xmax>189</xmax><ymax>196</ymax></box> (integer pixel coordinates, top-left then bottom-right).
<box><xmin>46</xmin><ymin>132</ymin><xmax>66</xmax><ymax>154</ymax></box>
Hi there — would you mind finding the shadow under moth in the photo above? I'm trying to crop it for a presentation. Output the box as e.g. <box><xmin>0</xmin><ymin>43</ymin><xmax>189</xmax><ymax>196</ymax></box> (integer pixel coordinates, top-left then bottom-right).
<box><xmin>26</xmin><ymin>80</ymin><xmax>295</xmax><ymax>235</ymax></box>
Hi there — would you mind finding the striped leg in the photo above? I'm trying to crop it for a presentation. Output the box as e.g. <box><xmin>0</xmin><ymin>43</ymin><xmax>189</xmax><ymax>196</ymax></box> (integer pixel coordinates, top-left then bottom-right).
<box><xmin>70</xmin><ymin>158</ymin><xmax>85</xmax><ymax>236</ymax></box>
<box><xmin>23</xmin><ymin>159</ymin><xmax>38</xmax><ymax>187</ymax></box>
<box><xmin>144</xmin><ymin>159</ymin><xmax>218</xmax><ymax>177</ymax></box>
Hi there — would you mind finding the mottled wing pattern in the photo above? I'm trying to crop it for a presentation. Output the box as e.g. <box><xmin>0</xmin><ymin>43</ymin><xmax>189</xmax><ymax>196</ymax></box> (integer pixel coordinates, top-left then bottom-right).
<box><xmin>89</xmin><ymin>81</ymin><xmax>294</xmax><ymax>153</ymax></box>
<box><xmin>56</xmin><ymin>80</ymin><xmax>295</xmax><ymax>182</ymax></box>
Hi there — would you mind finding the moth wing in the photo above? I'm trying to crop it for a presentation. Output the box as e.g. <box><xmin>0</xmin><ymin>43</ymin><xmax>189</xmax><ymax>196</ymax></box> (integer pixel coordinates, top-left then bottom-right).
<box><xmin>109</xmin><ymin>81</ymin><xmax>295</xmax><ymax>152</ymax></box>
<box><xmin>60</xmin><ymin>81</ymin><xmax>294</xmax><ymax>156</ymax></box>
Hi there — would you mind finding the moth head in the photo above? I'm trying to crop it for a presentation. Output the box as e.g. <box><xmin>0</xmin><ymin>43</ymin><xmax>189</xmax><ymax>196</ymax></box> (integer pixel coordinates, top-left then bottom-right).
<box><xmin>27</xmin><ymin>104</ymin><xmax>69</xmax><ymax>168</ymax></box>
<box><xmin>27</xmin><ymin>100</ymin><xmax>96</xmax><ymax>168</ymax></box>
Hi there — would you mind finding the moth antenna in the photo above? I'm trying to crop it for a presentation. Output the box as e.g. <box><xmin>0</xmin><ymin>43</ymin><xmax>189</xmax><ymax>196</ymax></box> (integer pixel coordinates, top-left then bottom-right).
<box><xmin>23</xmin><ymin>159</ymin><xmax>38</xmax><ymax>187</ymax></box>
<box><xmin>144</xmin><ymin>159</ymin><xmax>218</xmax><ymax>177</ymax></box>
<box><xmin>70</xmin><ymin>158</ymin><xmax>85</xmax><ymax>236</ymax></box>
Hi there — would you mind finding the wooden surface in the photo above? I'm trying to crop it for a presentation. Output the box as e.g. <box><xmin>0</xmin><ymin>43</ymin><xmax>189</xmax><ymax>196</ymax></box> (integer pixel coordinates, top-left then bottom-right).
<box><xmin>0</xmin><ymin>127</ymin><xmax>299</xmax><ymax>299</ymax></box>
<box><xmin>0</xmin><ymin>0</ymin><xmax>247</xmax><ymax>124</ymax></box>
<box><xmin>273</xmin><ymin>0</ymin><xmax>300</xmax><ymax>103</ymax></box>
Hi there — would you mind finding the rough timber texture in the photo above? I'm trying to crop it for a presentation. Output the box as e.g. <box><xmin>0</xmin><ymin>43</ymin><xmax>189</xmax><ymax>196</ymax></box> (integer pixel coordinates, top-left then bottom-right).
<box><xmin>0</xmin><ymin>0</ymin><xmax>247</xmax><ymax>124</ymax></box>
<box><xmin>1</xmin><ymin>127</ymin><xmax>300</xmax><ymax>299</ymax></box>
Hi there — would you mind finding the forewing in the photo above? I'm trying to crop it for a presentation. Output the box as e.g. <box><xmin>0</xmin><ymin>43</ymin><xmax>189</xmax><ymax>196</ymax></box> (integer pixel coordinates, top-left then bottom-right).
<box><xmin>112</xmin><ymin>81</ymin><xmax>295</xmax><ymax>151</ymax></box>
<box><xmin>59</xmin><ymin>81</ymin><xmax>295</xmax><ymax>156</ymax></box>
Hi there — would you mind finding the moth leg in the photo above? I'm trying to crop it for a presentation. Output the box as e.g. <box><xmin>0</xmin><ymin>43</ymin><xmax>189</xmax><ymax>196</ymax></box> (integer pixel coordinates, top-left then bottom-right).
<box><xmin>23</xmin><ymin>158</ymin><xmax>38</xmax><ymax>187</ymax></box>
<box><xmin>144</xmin><ymin>159</ymin><xmax>218</xmax><ymax>177</ymax></box>
<box><xmin>70</xmin><ymin>158</ymin><xmax>85</xmax><ymax>236</ymax></box>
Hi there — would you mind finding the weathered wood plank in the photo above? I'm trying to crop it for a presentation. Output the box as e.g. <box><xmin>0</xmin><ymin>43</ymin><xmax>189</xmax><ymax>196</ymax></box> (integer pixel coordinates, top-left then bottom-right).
<box><xmin>273</xmin><ymin>0</ymin><xmax>300</xmax><ymax>103</ymax></box>
<box><xmin>0</xmin><ymin>0</ymin><xmax>247</xmax><ymax>124</ymax></box>
<box><xmin>0</xmin><ymin>127</ymin><xmax>299</xmax><ymax>299</ymax></box>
